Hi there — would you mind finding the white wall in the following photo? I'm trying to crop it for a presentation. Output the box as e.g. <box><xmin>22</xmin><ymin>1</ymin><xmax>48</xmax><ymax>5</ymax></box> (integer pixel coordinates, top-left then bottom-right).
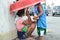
<box><xmin>0</xmin><ymin>0</ymin><xmax>17</xmax><ymax>40</ymax></box>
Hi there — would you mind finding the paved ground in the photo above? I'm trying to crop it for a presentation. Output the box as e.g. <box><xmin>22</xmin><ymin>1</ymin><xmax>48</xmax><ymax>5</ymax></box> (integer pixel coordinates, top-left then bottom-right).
<box><xmin>16</xmin><ymin>16</ymin><xmax>60</xmax><ymax>40</ymax></box>
<box><xmin>45</xmin><ymin>16</ymin><xmax>60</xmax><ymax>40</ymax></box>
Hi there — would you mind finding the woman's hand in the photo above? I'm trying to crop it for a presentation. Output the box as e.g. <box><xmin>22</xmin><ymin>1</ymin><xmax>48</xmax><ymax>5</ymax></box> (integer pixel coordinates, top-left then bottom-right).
<box><xmin>33</xmin><ymin>16</ymin><xmax>39</xmax><ymax>20</ymax></box>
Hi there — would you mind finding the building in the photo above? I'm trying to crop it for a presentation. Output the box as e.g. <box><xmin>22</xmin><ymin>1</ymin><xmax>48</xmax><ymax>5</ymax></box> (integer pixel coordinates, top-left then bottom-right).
<box><xmin>0</xmin><ymin>0</ymin><xmax>17</xmax><ymax>40</ymax></box>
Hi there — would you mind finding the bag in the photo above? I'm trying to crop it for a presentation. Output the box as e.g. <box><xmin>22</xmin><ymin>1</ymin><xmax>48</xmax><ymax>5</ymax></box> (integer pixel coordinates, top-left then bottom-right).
<box><xmin>22</xmin><ymin>26</ymin><xmax>27</xmax><ymax>32</ymax></box>
<box><xmin>32</xmin><ymin>25</ymin><xmax>38</xmax><ymax>36</ymax></box>
<box><xmin>22</xmin><ymin>25</ymin><xmax>30</xmax><ymax>32</ymax></box>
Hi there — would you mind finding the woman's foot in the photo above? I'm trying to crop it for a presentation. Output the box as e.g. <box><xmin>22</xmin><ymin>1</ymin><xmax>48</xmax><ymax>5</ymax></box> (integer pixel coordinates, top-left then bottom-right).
<box><xmin>26</xmin><ymin>37</ymin><xmax>35</xmax><ymax>40</ymax></box>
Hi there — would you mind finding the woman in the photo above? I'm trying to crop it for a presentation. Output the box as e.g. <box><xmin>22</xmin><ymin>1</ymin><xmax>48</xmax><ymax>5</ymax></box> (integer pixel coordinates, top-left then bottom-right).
<box><xmin>33</xmin><ymin>3</ymin><xmax>47</xmax><ymax>40</ymax></box>
<box><xmin>15</xmin><ymin>8</ymin><xmax>36</xmax><ymax>40</ymax></box>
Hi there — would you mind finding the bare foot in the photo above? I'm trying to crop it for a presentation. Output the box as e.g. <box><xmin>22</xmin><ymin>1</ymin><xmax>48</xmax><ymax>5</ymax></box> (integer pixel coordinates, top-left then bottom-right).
<box><xmin>26</xmin><ymin>37</ymin><xmax>35</xmax><ymax>40</ymax></box>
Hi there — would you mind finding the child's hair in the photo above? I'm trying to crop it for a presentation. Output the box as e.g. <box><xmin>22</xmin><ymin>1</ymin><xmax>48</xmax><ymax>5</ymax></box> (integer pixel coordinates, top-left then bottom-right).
<box><xmin>17</xmin><ymin>9</ymin><xmax>25</xmax><ymax>17</ymax></box>
<box><xmin>16</xmin><ymin>0</ymin><xmax>19</xmax><ymax>1</ymax></box>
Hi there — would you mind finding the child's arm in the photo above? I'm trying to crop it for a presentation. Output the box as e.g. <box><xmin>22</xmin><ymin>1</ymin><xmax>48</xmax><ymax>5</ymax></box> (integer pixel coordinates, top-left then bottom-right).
<box><xmin>22</xmin><ymin>20</ymin><xmax>29</xmax><ymax>25</ymax></box>
<box><xmin>22</xmin><ymin>20</ymin><xmax>27</xmax><ymax>25</ymax></box>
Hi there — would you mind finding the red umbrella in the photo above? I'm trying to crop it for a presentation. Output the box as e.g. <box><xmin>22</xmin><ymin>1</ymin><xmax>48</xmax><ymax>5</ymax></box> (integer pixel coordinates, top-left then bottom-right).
<box><xmin>10</xmin><ymin>0</ymin><xmax>44</xmax><ymax>13</ymax></box>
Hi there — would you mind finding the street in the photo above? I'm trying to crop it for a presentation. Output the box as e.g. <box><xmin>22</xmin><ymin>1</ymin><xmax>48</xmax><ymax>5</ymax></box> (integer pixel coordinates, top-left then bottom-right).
<box><xmin>44</xmin><ymin>16</ymin><xmax>60</xmax><ymax>40</ymax></box>
<box><xmin>16</xmin><ymin>16</ymin><xmax>60</xmax><ymax>40</ymax></box>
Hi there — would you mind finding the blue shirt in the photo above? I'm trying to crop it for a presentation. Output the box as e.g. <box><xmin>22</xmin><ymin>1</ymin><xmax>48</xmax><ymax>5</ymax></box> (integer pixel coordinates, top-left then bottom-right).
<box><xmin>34</xmin><ymin>4</ymin><xmax>47</xmax><ymax>29</ymax></box>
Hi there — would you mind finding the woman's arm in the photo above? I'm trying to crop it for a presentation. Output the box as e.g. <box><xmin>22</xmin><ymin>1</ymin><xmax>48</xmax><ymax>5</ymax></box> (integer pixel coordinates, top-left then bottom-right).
<box><xmin>37</xmin><ymin>3</ymin><xmax>42</xmax><ymax>17</ymax></box>
<box><xmin>26</xmin><ymin>8</ymin><xmax>30</xmax><ymax>16</ymax></box>
<box><xmin>33</xmin><ymin>3</ymin><xmax>42</xmax><ymax>20</ymax></box>
<box><xmin>25</xmin><ymin>8</ymin><xmax>32</xmax><ymax>24</ymax></box>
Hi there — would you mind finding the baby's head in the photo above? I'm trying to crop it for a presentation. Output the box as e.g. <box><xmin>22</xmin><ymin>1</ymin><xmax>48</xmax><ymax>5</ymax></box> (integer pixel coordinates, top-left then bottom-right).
<box><xmin>17</xmin><ymin>9</ymin><xmax>25</xmax><ymax>17</ymax></box>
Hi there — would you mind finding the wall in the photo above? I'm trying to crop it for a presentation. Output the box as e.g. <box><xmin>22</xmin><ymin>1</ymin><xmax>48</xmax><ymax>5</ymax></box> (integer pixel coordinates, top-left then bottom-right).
<box><xmin>0</xmin><ymin>0</ymin><xmax>17</xmax><ymax>40</ymax></box>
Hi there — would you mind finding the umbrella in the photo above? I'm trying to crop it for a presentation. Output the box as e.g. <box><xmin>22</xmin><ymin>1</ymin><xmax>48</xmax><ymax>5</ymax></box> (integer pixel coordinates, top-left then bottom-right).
<box><xmin>10</xmin><ymin>0</ymin><xmax>44</xmax><ymax>13</ymax></box>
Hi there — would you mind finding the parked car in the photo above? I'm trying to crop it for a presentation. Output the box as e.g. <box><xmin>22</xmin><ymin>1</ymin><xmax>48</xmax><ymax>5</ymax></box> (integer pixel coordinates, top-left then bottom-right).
<box><xmin>45</xmin><ymin>10</ymin><xmax>49</xmax><ymax>16</ymax></box>
<box><xmin>52</xmin><ymin>6</ymin><xmax>60</xmax><ymax>16</ymax></box>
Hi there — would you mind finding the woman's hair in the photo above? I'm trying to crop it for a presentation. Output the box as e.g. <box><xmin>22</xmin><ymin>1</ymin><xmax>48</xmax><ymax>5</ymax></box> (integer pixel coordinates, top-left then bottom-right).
<box><xmin>17</xmin><ymin>9</ymin><xmax>25</xmax><ymax>17</ymax></box>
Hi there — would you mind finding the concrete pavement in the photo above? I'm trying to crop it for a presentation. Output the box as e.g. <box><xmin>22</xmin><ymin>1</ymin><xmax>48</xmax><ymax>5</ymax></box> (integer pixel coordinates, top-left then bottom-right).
<box><xmin>45</xmin><ymin>16</ymin><xmax>60</xmax><ymax>40</ymax></box>
<box><xmin>16</xmin><ymin>16</ymin><xmax>60</xmax><ymax>40</ymax></box>
<box><xmin>33</xmin><ymin>16</ymin><xmax>60</xmax><ymax>40</ymax></box>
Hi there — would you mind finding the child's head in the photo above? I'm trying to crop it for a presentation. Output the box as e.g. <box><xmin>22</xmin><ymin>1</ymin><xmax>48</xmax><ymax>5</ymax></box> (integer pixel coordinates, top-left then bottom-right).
<box><xmin>16</xmin><ymin>0</ymin><xmax>19</xmax><ymax>1</ymax></box>
<box><xmin>17</xmin><ymin>9</ymin><xmax>25</xmax><ymax>17</ymax></box>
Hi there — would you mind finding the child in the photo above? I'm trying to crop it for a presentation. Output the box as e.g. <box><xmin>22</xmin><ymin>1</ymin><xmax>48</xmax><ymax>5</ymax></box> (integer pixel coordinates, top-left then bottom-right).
<box><xmin>33</xmin><ymin>3</ymin><xmax>47</xmax><ymax>40</ymax></box>
<box><xmin>16</xmin><ymin>9</ymin><xmax>29</xmax><ymax>40</ymax></box>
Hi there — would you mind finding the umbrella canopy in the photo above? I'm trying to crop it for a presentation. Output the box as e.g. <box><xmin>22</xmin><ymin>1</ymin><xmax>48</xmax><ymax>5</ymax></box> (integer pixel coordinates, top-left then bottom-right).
<box><xmin>10</xmin><ymin>0</ymin><xmax>44</xmax><ymax>13</ymax></box>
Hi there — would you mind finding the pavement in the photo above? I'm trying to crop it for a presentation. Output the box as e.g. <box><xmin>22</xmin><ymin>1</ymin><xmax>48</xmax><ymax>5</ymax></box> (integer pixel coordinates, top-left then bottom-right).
<box><xmin>45</xmin><ymin>16</ymin><xmax>60</xmax><ymax>40</ymax></box>
<box><xmin>16</xmin><ymin>16</ymin><xmax>60</xmax><ymax>40</ymax></box>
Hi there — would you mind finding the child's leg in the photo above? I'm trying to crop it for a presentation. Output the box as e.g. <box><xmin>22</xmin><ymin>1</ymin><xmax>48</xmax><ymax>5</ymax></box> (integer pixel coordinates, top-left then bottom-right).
<box><xmin>37</xmin><ymin>27</ymin><xmax>46</xmax><ymax>40</ymax></box>
<box><xmin>17</xmin><ymin>31</ymin><xmax>25</xmax><ymax>39</ymax></box>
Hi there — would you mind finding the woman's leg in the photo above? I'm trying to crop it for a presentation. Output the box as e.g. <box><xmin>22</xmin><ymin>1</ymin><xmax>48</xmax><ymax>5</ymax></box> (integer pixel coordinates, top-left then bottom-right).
<box><xmin>24</xmin><ymin>17</ymin><xmax>36</xmax><ymax>37</ymax></box>
<box><xmin>37</xmin><ymin>27</ymin><xmax>46</xmax><ymax>40</ymax></box>
<box><xmin>27</xmin><ymin>22</ymin><xmax>36</xmax><ymax>37</ymax></box>
<box><xmin>23</xmin><ymin>16</ymin><xmax>36</xmax><ymax>37</ymax></box>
